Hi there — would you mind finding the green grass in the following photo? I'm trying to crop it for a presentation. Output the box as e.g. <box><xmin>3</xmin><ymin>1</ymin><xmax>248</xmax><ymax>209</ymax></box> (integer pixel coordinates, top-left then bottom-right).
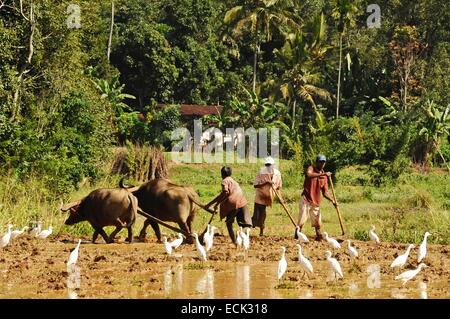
<box><xmin>1</xmin><ymin>156</ymin><xmax>449</xmax><ymax>245</ymax></box>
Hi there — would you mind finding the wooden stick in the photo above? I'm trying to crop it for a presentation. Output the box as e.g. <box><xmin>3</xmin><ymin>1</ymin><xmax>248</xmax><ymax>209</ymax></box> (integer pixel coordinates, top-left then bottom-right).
<box><xmin>271</xmin><ymin>185</ymin><xmax>297</xmax><ymax>227</ymax></box>
<box><xmin>327</xmin><ymin>176</ymin><xmax>345</xmax><ymax>235</ymax></box>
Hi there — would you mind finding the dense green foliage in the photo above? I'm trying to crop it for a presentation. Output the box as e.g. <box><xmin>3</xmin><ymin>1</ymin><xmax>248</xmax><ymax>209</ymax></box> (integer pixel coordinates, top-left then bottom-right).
<box><xmin>0</xmin><ymin>0</ymin><xmax>449</xmax><ymax>193</ymax></box>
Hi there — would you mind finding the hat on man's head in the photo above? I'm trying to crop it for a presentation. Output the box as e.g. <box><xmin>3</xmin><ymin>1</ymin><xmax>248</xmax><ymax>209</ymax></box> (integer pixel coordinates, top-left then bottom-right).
<box><xmin>264</xmin><ymin>156</ymin><xmax>275</xmax><ymax>165</ymax></box>
<box><xmin>316</xmin><ymin>154</ymin><xmax>327</xmax><ymax>162</ymax></box>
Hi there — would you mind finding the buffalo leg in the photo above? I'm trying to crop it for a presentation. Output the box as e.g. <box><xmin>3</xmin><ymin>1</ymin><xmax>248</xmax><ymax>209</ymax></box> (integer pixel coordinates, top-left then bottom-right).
<box><xmin>94</xmin><ymin>226</ymin><xmax>111</xmax><ymax>243</ymax></box>
<box><xmin>108</xmin><ymin>226</ymin><xmax>122</xmax><ymax>243</ymax></box>
<box><xmin>92</xmin><ymin>230</ymin><xmax>99</xmax><ymax>243</ymax></box>
<box><xmin>126</xmin><ymin>226</ymin><xmax>133</xmax><ymax>243</ymax></box>
<box><xmin>138</xmin><ymin>219</ymin><xmax>151</xmax><ymax>241</ymax></box>
<box><xmin>149</xmin><ymin>220</ymin><xmax>162</xmax><ymax>243</ymax></box>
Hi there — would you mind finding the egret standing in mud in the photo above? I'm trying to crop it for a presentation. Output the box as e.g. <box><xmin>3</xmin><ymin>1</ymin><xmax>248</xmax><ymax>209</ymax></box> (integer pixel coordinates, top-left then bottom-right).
<box><xmin>204</xmin><ymin>225</ymin><xmax>217</xmax><ymax>252</ymax></box>
<box><xmin>163</xmin><ymin>237</ymin><xmax>173</xmax><ymax>256</ymax></box>
<box><xmin>325</xmin><ymin>250</ymin><xmax>343</xmax><ymax>281</ymax></box>
<box><xmin>346</xmin><ymin>240</ymin><xmax>358</xmax><ymax>259</ymax></box>
<box><xmin>67</xmin><ymin>239</ymin><xmax>81</xmax><ymax>267</ymax></box>
<box><xmin>295</xmin><ymin>226</ymin><xmax>309</xmax><ymax>243</ymax></box>
<box><xmin>395</xmin><ymin>263</ymin><xmax>428</xmax><ymax>286</ymax></box>
<box><xmin>296</xmin><ymin>244</ymin><xmax>313</xmax><ymax>278</ymax></box>
<box><xmin>277</xmin><ymin>246</ymin><xmax>287</xmax><ymax>281</ymax></box>
<box><xmin>170</xmin><ymin>233</ymin><xmax>184</xmax><ymax>250</ymax></box>
<box><xmin>0</xmin><ymin>224</ymin><xmax>13</xmax><ymax>248</ymax></box>
<box><xmin>242</xmin><ymin>228</ymin><xmax>250</xmax><ymax>259</ymax></box>
<box><xmin>29</xmin><ymin>222</ymin><xmax>42</xmax><ymax>238</ymax></box>
<box><xmin>390</xmin><ymin>244</ymin><xmax>415</xmax><ymax>269</ymax></box>
<box><xmin>369</xmin><ymin>225</ymin><xmax>380</xmax><ymax>244</ymax></box>
<box><xmin>323</xmin><ymin>232</ymin><xmax>341</xmax><ymax>250</ymax></box>
<box><xmin>193</xmin><ymin>233</ymin><xmax>207</xmax><ymax>262</ymax></box>
<box><xmin>11</xmin><ymin>226</ymin><xmax>29</xmax><ymax>240</ymax></box>
<box><xmin>418</xmin><ymin>232</ymin><xmax>431</xmax><ymax>263</ymax></box>
<box><xmin>236</xmin><ymin>227</ymin><xmax>243</xmax><ymax>249</ymax></box>
<box><xmin>37</xmin><ymin>225</ymin><xmax>53</xmax><ymax>239</ymax></box>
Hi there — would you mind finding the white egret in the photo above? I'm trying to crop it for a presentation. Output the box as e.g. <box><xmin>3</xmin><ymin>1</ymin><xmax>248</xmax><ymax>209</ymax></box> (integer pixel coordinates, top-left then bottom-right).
<box><xmin>346</xmin><ymin>240</ymin><xmax>359</xmax><ymax>259</ymax></box>
<box><xmin>325</xmin><ymin>250</ymin><xmax>343</xmax><ymax>280</ymax></box>
<box><xmin>37</xmin><ymin>225</ymin><xmax>53</xmax><ymax>239</ymax></box>
<box><xmin>323</xmin><ymin>232</ymin><xmax>341</xmax><ymax>249</ymax></box>
<box><xmin>67</xmin><ymin>239</ymin><xmax>81</xmax><ymax>267</ymax></box>
<box><xmin>390</xmin><ymin>244</ymin><xmax>415</xmax><ymax>269</ymax></box>
<box><xmin>236</xmin><ymin>228</ymin><xmax>243</xmax><ymax>248</ymax></box>
<box><xmin>29</xmin><ymin>222</ymin><xmax>42</xmax><ymax>238</ymax></box>
<box><xmin>193</xmin><ymin>233</ymin><xmax>207</xmax><ymax>261</ymax></box>
<box><xmin>204</xmin><ymin>225</ymin><xmax>213</xmax><ymax>252</ymax></box>
<box><xmin>0</xmin><ymin>224</ymin><xmax>13</xmax><ymax>248</ymax></box>
<box><xmin>170</xmin><ymin>233</ymin><xmax>184</xmax><ymax>250</ymax></box>
<box><xmin>242</xmin><ymin>228</ymin><xmax>250</xmax><ymax>256</ymax></box>
<box><xmin>295</xmin><ymin>226</ymin><xmax>309</xmax><ymax>243</ymax></box>
<box><xmin>418</xmin><ymin>232</ymin><xmax>431</xmax><ymax>263</ymax></box>
<box><xmin>11</xmin><ymin>226</ymin><xmax>29</xmax><ymax>240</ymax></box>
<box><xmin>296</xmin><ymin>244</ymin><xmax>313</xmax><ymax>278</ymax></box>
<box><xmin>163</xmin><ymin>236</ymin><xmax>172</xmax><ymax>256</ymax></box>
<box><xmin>277</xmin><ymin>246</ymin><xmax>287</xmax><ymax>281</ymax></box>
<box><xmin>369</xmin><ymin>225</ymin><xmax>380</xmax><ymax>244</ymax></box>
<box><xmin>395</xmin><ymin>263</ymin><xmax>428</xmax><ymax>286</ymax></box>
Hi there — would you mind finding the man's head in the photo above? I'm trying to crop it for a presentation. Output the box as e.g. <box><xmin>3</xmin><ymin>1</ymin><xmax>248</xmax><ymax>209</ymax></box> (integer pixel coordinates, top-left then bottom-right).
<box><xmin>316</xmin><ymin>154</ymin><xmax>326</xmax><ymax>170</ymax></box>
<box><xmin>221</xmin><ymin>166</ymin><xmax>232</xmax><ymax>179</ymax></box>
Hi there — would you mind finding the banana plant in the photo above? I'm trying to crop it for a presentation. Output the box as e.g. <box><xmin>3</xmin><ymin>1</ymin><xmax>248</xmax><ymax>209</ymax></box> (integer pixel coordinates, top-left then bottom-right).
<box><xmin>419</xmin><ymin>100</ymin><xmax>450</xmax><ymax>171</ymax></box>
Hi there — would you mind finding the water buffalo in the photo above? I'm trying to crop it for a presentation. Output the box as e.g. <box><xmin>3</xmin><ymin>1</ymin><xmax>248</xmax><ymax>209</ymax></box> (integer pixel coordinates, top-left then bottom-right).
<box><xmin>120</xmin><ymin>178</ymin><xmax>200</xmax><ymax>244</ymax></box>
<box><xmin>61</xmin><ymin>188</ymin><xmax>137</xmax><ymax>243</ymax></box>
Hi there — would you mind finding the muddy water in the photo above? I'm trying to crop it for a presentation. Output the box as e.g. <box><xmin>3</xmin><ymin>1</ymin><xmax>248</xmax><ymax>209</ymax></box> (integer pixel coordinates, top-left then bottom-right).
<box><xmin>0</xmin><ymin>236</ymin><xmax>449</xmax><ymax>299</ymax></box>
<box><xmin>155</xmin><ymin>262</ymin><xmax>448</xmax><ymax>299</ymax></box>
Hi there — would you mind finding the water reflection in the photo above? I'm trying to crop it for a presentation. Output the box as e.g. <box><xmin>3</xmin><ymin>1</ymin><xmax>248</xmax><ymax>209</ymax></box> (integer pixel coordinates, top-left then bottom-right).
<box><xmin>175</xmin><ymin>264</ymin><xmax>183</xmax><ymax>292</ymax></box>
<box><xmin>391</xmin><ymin>288</ymin><xmax>407</xmax><ymax>299</ymax></box>
<box><xmin>366</xmin><ymin>264</ymin><xmax>381</xmax><ymax>289</ymax></box>
<box><xmin>195</xmin><ymin>268</ymin><xmax>214</xmax><ymax>298</ymax></box>
<box><xmin>67</xmin><ymin>288</ymin><xmax>78</xmax><ymax>299</ymax></box>
<box><xmin>348</xmin><ymin>283</ymin><xmax>359</xmax><ymax>297</ymax></box>
<box><xmin>418</xmin><ymin>281</ymin><xmax>427</xmax><ymax>299</ymax></box>
<box><xmin>299</xmin><ymin>288</ymin><xmax>313</xmax><ymax>299</ymax></box>
<box><xmin>236</xmin><ymin>264</ymin><xmax>250</xmax><ymax>299</ymax></box>
<box><xmin>164</xmin><ymin>267</ymin><xmax>173</xmax><ymax>296</ymax></box>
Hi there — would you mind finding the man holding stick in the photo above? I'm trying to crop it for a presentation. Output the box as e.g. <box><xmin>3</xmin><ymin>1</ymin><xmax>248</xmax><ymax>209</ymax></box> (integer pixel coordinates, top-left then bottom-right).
<box><xmin>296</xmin><ymin>154</ymin><xmax>338</xmax><ymax>241</ymax></box>
<box><xmin>251</xmin><ymin>156</ymin><xmax>282</xmax><ymax>236</ymax></box>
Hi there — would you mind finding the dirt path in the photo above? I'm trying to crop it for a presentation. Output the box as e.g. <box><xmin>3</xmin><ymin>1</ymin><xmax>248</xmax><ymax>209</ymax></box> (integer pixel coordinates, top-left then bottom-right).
<box><xmin>0</xmin><ymin>234</ymin><xmax>449</xmax><ymax>298</ymax></box>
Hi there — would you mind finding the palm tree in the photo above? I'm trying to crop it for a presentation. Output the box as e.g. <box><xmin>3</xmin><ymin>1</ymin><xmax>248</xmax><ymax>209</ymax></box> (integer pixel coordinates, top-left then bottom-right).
<box><xmin>264</xmin><ymin>14</ymin><xmax>331</xmax><ymax>126</ymax></box>
<box><xmin>224</xmin><ymin>0</ymin><xmax>301</xmax><ymax>93</ymax></box>
<box><xmin>331</xmin><ymin>0</ymin><xmax>359</xmax><ymax>118</ymax></box>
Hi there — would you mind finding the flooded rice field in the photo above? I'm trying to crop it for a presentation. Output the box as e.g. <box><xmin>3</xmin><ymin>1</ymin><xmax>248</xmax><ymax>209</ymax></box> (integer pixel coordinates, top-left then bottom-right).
<box><xmin>0</xmin><ymin>234</ymin><xmax>449</xmax><ymax>299</ymax></box>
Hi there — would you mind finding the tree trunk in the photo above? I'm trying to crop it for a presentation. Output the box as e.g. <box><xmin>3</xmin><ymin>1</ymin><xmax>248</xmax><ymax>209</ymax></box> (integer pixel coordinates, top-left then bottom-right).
<box><xmin>291</xmin><ymin>99</ymin><xmax>296</xmax><ymax>130</ymax></box>
<box><xmin>12</xmin><ymin>0</ymin><xmax>35</xmax><ymax>121</ymax></box>
<box><xmin>252</xmin><ymin>28</ymin><xmax>258</xmax><ymax>94</ymax></box>
<box><xmin>336</xmin><ymin>32</ymin><xmax>343</xmax><ymax>119</ymax></box>
<box><xmin>107</xmin><ymin>0</ymin><xmax>115</xmax><ymax>62</ymax></box>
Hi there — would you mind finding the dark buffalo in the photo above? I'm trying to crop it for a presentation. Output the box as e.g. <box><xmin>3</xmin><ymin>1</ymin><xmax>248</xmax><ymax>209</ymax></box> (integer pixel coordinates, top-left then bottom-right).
<box><xmin>61</xmin><ymin>188</ymin><xmax>137</xmax><ymax>243</ymax></box>
<box><xmin>120</xmin><ymin>178</ymin><xmax>200</xmax><ymax>243</ymax></box>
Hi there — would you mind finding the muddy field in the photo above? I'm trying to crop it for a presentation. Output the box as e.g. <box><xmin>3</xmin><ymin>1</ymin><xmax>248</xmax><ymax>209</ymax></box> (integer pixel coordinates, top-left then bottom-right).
<box><xmin>0</xmin><ymin>233</ymin><xmax>449</xmax><ymax>299</ymax></box>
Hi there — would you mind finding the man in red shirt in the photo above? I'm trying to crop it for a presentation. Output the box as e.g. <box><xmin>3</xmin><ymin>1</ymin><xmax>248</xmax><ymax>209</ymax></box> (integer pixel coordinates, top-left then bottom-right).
<box><xmin>296</xmin><ymin>154</ymin><xmax>337</xmax><ymax>240</ymax></box>
<box><xmin>205</xmin><ymin>166</ymin><xmax>252</xmax><ymax>244</ymax></box>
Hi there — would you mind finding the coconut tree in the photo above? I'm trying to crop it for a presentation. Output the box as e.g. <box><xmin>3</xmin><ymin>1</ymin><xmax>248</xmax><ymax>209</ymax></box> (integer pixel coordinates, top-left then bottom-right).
<box><xmin>264</xmin><ymin>13</ymin><xmax>331</xmax><ymax>128</ymax></box>
<box><xmin>224</xmin><ymin>0</ymin><xmax>301</xmax><ymax>93</ymax></box>
<box><xmin>331</xmin><ymin>0</ymin><xmax>359</xmax><ymax>118</ymax></box>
